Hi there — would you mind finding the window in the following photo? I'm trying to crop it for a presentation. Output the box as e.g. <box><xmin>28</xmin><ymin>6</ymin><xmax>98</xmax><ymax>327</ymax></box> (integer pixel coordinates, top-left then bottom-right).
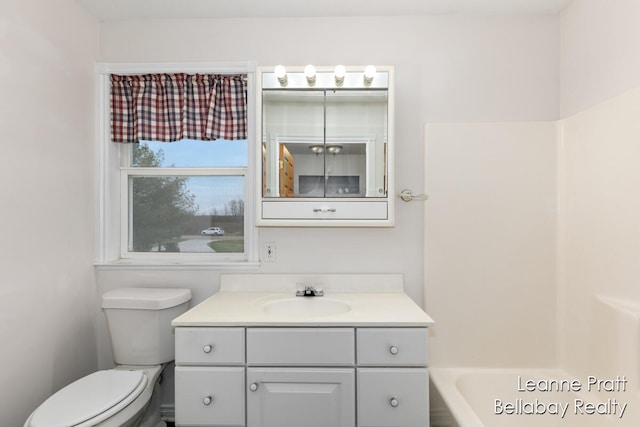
<box><xmin>96</xmin><ymin>63</ymin><xmax>257</xmax><ymax>266</ymax></box>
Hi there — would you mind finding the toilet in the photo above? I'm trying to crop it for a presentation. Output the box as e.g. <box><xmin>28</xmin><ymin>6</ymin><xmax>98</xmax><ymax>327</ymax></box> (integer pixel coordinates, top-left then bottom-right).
<box><xmin>25</xmin><ymin>287</ymin><xmax>192</xmax><ymax>427</ymax></box>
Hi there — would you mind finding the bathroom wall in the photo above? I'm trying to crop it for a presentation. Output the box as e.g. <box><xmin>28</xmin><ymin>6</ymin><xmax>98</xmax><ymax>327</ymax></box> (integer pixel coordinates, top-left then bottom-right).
<box><xmin>0</xmin><ymin>1</ymin><xmax>99</xmax><ymax>425</ymax></box>
<box><xmin>95</xmin><ymin>13</ymin><xmax>561</xmax><ymax>370</ymax></box>
<box><xmin>560</xmin><ymin>0</ymin><xmax>640</xmax><ymax>117</ymax></box>
<box><xmin>559</xmin><ymin>0</ymin><xmax>640</xmax><ymax>390</ymax></box>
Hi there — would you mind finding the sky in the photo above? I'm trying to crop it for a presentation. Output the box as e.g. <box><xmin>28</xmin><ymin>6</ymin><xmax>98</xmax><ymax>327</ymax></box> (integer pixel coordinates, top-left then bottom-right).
<box><xmin>139</xmin><ymin>139</ymin><xmax>247</xmax><ymax>215</ymax></box>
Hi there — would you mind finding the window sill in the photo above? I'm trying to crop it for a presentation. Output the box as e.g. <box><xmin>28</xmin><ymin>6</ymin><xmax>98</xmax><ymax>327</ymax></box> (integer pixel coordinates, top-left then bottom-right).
<box><xmin>94</xmin><ymin>260</ymin><xmax>261</xmax><ymax>271</ymax></box>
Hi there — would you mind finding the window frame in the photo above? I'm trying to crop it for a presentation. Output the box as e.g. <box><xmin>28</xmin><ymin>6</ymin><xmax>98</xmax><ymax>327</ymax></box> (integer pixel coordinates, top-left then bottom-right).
<box><xmin>96</xmin><ymin>62</ymin><xmax>258</xmax><ymax>267</ymax></box>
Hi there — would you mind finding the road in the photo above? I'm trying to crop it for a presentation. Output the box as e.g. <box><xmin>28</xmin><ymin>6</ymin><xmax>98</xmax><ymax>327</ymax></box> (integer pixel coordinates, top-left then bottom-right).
<box><xmin>178</xmin><ymin>235</ymin><xmax>217</xmax><ymax>252</ymax></box>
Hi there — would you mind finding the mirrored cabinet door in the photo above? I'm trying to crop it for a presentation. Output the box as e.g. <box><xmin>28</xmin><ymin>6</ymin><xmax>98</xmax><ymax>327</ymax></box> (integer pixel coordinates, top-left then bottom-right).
<box><xmin>262</xmin><ymin>90</ymin><xmax>325</xmax><ymax>198</ymax></box>
<box><xmin>257</xmin><ymin>66</ymin><xmax>394</xmax><ymax>227</ymax></box>
<box><xmin>324</xmin><ymin>90</ymin><xmax>388</xmax><ymax>198</ymax></box>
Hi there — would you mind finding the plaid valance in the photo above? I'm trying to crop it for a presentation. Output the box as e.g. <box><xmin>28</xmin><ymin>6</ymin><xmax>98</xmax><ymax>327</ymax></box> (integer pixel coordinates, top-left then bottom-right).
<box><xmin>110</xmin><ymin>73</ymin><xmax>247</xmax><ymax>143</ymax></box>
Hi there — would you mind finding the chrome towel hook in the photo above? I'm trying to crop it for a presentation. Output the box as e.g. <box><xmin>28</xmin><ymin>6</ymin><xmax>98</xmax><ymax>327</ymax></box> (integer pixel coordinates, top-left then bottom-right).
<box><xmin>399</xmin><ymin>189</ymin><xmax>428</xmax><ymax>202</ymax></box>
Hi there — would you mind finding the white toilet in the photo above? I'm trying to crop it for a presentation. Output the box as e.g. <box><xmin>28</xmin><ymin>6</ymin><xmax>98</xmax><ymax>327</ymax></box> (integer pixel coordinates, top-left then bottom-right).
<box><xmin>25</xmin><ymin>287</ymin><xmax>192</xmax><ymax>427</ymax></box>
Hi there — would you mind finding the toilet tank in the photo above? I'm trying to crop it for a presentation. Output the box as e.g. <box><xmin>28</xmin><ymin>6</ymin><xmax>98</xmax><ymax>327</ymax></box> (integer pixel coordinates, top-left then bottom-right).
<box><xmin>102</xmin><ymin>288</ymin><xmax>192</xmax><ymax>365</ymax></box>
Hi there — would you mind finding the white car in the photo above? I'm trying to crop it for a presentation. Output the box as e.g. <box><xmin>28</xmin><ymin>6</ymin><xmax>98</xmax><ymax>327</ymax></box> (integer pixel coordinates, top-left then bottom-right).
<box><xmin>201</xmin><ymin>227</ymin><xmax>225</xmax><ymax>236</ymax></box>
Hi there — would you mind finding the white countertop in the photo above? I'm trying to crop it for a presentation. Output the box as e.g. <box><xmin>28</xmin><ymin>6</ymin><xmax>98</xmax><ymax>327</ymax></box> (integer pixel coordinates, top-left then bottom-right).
<box><xmin>172</xmin><ymin>274</ymin><xmax>435</xmax><ymax>327</ymax></box>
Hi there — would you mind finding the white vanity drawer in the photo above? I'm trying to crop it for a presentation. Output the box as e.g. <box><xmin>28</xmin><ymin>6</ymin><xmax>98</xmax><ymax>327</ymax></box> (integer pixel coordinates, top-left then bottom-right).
<box><xmin>357</xmin><ymin>368</ymin><xmax>429</xmax><ymax>427</ymax></box>
<box><xmin>262</xmin><ymin>200</ymin><xmax>388</xmax><ymax>220</ymax></box>
<box><xmin>175</xmin><ymin>366</ymin><xmax>244</xmax><ymax>426</ymax></box>
<box><xmin>247</xmin><ymin>328</ymin><xmax>355</xmax><ymax>366</ymax></box>
<box><xmin>356</xmin><ymin>328</ymin><xmax>428</xmax><ymax>366</ymax></box>
<box><xmin>175</xmin><ymin>327</ymin><xmax>245</xmax><ymax>365</ymax></box>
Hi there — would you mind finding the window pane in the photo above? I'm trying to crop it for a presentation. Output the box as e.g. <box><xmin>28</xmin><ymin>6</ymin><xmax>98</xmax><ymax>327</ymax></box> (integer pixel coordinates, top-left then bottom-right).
<box><xmin>132</xmin><ymin>139</ymin><xmax>248</xmax><ymax>167</ymax></box>
<box><xmin>128</xmin><ymin>175</ymin><xmax>244</xmax><ymax>253</ymax></box>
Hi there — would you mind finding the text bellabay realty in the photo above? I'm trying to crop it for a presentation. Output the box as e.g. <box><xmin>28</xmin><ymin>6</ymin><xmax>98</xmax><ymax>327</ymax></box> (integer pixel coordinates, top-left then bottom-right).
<box><xmin>494</xmin><ymin>375</ymin><xmax>628</xmax><ymax>419</ymax></box>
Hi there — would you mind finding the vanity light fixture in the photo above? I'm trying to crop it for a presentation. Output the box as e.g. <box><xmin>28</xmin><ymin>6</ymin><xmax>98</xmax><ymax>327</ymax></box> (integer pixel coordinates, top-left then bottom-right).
<box><xmin>309</xmin><ymin>144</ymin><xmax>324</xmax><ymax>154</ymax></box>
<box><xmin>326</xmin><ymin>145</ymin><xmax>343</xmax><ymax>155</ymax></box>
<box><xmin>304</xmin><ymin>64</ymin><xmax>316</xmax><ymax>85</ymax></box>
<box><xmin>274</xmin><ymin>65</ymin><xmax>288</xmax><ymax>86</ymax></box>
<box><xmin>363</xmin><ymin>65</ymin><xmax>376</xmax><ymax>85</ymax></box>
<box><xmin>334</xmin><ymin>65</ymin><xmax>346</xmax><ymax>86</ymax></box>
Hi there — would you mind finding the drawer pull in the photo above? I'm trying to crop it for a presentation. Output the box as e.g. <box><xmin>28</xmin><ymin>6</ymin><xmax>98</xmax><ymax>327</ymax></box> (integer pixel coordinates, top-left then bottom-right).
<box><xmin>312</xmin><ymin>207</ymin><xmax>337</xmax><ymax>213</ymax></box>
<box><xmin>203</xmin><ymin>395</ymin><xmax>213</xmax><ymax>406</ymax></box>
<box><xmin>390</xmin><ymin>397</ymin><xmax>399</xmax><ymax>408</ymax></box>
<box><xmin>249</xmin><ymin>382</ymin><xmax>259</xmax><ymax>392</ymax></box>
<box><xmin>389</xmin><ymin>345</ymin><xmax>399</xmax><ymax>355</ymax></box>
<box><xmin>203</xmin><ymin>344</ymin><xmax>213</xmax><ymax>354</ymax></box>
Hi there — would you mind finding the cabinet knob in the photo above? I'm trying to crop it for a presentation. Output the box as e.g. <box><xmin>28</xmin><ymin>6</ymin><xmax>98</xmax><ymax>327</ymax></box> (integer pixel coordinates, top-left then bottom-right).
<box><xmin>390</xmin><ymin>397</ymin><xmax>399</xmax><ymax>408</ymax></box>
<box><xmin>203</xmin><ymin>396</ymin><xmax>213</xmax><ymax>406</ymax></box>
<box><xmin>203</xmin><ymin>344</ymin><xmax>213</xmax><ymax>353</ymax></box>
<box><xmin>249</xmin><ymin>383</ymin><xmax>259</xmax><ymax>392</ymax></box>
<box><xmin>389</xmin><ymin>345</ymin><xmax>399</xmax><ymax>355</ymax></box>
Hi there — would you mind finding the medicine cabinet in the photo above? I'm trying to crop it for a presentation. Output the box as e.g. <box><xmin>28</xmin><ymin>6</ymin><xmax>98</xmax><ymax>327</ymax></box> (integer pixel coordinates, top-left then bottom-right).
<box><xmin>256</xmin><ymin>65</ymin><xmax>394</xmax><ymax>226</ymax></box>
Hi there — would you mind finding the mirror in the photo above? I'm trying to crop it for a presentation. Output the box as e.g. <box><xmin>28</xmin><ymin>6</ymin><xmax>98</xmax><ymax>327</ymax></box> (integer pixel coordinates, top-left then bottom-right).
<box><xmin>261</xmin><ymin>69</ymin><xmax>389</xmax><ymax>199</ymax></box>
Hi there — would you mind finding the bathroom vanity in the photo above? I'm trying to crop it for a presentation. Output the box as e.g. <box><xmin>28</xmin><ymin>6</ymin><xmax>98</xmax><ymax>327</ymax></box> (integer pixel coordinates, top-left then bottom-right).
<box><xmin>172</xmin><ymin>274</ymin><xmax>434</xmax><ymax>427</ymax></box>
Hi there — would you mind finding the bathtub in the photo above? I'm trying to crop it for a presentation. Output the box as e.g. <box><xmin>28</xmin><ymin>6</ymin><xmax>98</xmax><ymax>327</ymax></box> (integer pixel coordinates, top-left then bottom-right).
<box><xmin>430</xmin><ymin>368</ymin><xmax>635</xmax><ymax>427</ymax></box>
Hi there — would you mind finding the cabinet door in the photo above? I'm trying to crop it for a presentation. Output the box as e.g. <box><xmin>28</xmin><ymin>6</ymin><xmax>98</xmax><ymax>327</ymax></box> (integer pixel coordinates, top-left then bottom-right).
<box><xmin>247</xmin><ymin>368</ymin><xmax>355</xmax><ymax>427</ymax></box>
<box><xmin>325</xmin><ymin>89</ymin><xmax>388</xmax><ymax>198</ymax></box>
<box><xmin>357</xmin><ymin>368</ymin><xmax>429</xmax><ymax>427</ymax></box>
<box><xmin>175</xmin><ymin>367</ymin><xmax>244</xmax><ymax>426</ymax></box>
<box><xmin>279</xmin><ymin>144</ymin><xmax>295</xmax><ymax>197</ymax></box>
<box><xmin>262</xmin><ymin>90</ymin><xmax>324</xmax><ymax>198</ymax></box>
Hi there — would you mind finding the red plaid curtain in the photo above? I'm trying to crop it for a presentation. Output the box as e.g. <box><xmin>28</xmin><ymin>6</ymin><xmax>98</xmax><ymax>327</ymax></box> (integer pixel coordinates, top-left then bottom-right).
<box><xmin>110</xmin><ymin>73</ymin><xmax>247</xmax><ymax>143</ymax></box>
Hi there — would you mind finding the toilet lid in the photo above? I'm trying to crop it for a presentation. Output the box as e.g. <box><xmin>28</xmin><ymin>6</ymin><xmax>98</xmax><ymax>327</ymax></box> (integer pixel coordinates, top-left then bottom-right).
<box><xmin>28</xmin><ymin>370</ymin><xmax>147</xmax><ymax>427</ymax></box>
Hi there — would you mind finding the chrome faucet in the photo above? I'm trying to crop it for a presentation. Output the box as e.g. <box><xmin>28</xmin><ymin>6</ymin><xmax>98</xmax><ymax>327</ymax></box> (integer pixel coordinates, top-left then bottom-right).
<box><xmin>296</xmin><ymin>284</ymin><xmax>324</xmax><ymax>297</ymax></box>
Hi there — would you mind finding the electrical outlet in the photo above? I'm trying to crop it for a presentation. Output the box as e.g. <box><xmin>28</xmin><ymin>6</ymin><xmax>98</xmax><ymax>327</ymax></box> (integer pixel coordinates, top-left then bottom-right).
<box><xmin>263</xmin><ymin>242</ymin><xmax>276</xmax><ymax>262</ymax></box>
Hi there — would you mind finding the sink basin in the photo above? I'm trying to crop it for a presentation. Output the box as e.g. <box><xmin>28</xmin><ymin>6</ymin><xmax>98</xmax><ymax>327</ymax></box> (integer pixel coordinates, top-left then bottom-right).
<box><xmin>263</xmin><ymin>298</ymin><xmax>351</xmax><ymax>318</ymax></box>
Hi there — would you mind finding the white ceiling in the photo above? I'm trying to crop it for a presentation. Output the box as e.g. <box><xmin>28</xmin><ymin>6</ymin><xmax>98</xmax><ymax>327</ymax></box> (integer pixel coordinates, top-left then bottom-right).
<box><xmin>77</xmin><ymin>0</ymin><xmax>572</xmax><ymax>22</ymax></box>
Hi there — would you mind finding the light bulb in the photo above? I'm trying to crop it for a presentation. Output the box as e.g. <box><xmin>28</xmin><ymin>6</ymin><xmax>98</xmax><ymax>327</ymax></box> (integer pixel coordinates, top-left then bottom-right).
<box><xmin>274</xmin><ymin>65</ymin><xmax>287</xmax><ymax>86</ymax></box>
<box><xmin>326</xmin><ymin>145</ymin><xmax>342</xmax><ymax>154</ymax></box>
<box><xmin>363</xmin><ymin>65</ymin><xmax>376</xmax><ymax>85</ymax></box>
<box><xmin>304</xmin><ymin>64</ymin><xmax>316</xmax><ymax>85</ymax></box>
<box><xmin>334</xmin><ymin>65</ymin><xmax>346</xmax><ymax>85</ymax></box>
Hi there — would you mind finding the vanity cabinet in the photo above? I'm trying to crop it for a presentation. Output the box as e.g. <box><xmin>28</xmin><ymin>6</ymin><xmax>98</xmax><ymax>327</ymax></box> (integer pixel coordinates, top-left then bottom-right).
<box><xmin>257</xmin><ymin>66</ymin><xmax>395</xmax><ymax>227</ymax></box>
<box><xmin>174</xmin><ymin>326</ymin><xmax>429</xmax><ymax>427</ymax></box>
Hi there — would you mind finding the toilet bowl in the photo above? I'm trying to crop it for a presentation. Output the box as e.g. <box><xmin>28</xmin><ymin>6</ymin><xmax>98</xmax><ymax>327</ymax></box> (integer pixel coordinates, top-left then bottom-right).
<box><xmin>25</xmin><ymin>288</ymin><xmax>191</xmax><ymax>427</ymax></box>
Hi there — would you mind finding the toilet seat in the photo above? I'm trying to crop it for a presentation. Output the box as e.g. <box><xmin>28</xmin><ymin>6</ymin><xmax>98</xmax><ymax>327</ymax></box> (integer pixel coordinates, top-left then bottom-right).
<box><xmin>27</xmin><ymin>369</ymin><xmax>147</xmax><ymax>427</ymax></box>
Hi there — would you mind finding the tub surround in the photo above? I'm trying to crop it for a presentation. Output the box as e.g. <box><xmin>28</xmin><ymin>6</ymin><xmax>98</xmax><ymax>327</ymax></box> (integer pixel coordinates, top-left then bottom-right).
<box><xmin>172</xmin><ymin>273</ymin><xmax>434</xmax><ymax>427</ymax></box>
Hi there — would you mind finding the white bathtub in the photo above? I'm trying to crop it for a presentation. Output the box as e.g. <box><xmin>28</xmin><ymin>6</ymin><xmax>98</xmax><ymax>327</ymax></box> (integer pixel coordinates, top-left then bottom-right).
<box><xmin>430</xmin><ymin>368</ymin><xmax>635</xmax><ymax>427</ymax></box>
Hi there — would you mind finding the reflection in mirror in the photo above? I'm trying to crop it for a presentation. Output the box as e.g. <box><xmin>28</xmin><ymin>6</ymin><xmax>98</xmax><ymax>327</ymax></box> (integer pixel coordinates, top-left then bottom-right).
<box><xmin>261</xmin><ymin>71</ymin><xmax>389</xmax><ymax>199</ymax></box>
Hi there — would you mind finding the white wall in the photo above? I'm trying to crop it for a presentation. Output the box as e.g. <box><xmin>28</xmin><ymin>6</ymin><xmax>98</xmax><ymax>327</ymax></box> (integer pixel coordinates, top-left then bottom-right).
<box><xmin>560</xmin><ymin>0</ymin><xmax>640</xmax><ymax>117</ymax></box>
<box><xmin>0</xmin><ymin>1</ymin><xmax>99</xmax><ymax>425</ymax></box>
<box><xmin>95</xmin><ymin>15</ymin><xmax>561</xmax><ymax>368</ymax></box>
<box><xmin>559</xmin><ymin>0</ymin><xmax>640</xmax><ymax>397</ymax></box>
